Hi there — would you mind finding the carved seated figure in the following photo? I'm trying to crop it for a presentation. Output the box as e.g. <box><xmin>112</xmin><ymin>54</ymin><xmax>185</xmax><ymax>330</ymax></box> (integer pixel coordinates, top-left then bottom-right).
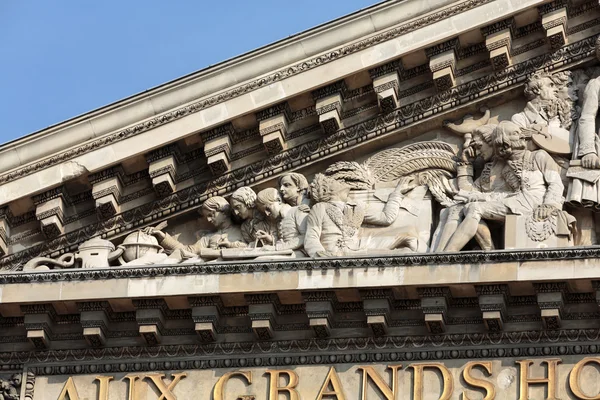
<box><xmin>144</xmin><ymin>196</ymin><xmax>246</xmax><ymax>263</ymax></box>
<box><xmin>444</xmin><ymin>121</ymin><xmax>573</xmax><ymax>251</ymax></box>
<box><xmin>304</xmin><ymin>174</ymin><xmax>418</xmax><ymax>257</ymax></box>
<box><xmin>434</xmin><ymin>123</ymin><xmax>512</xmax><ymax>251</ymax></box>
<box><xmin>255</xmin><ymin>187</ymin><xmax>309</xmax><ymax>257</ymax></box>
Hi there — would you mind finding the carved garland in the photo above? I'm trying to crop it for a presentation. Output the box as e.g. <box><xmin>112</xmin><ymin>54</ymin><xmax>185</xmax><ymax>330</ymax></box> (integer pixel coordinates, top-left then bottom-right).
<box><xmin>7</xmin><ymin>328</ymin><xmax>600</xmax><ymax>376</ymax></box>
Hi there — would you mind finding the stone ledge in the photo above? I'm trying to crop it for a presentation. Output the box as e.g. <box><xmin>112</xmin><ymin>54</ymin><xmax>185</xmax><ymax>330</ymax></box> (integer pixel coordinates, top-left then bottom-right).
<box><xmin>1</xmin><ymin>247</ymin><xmax>600</xmax><ymax>304</ymax></box>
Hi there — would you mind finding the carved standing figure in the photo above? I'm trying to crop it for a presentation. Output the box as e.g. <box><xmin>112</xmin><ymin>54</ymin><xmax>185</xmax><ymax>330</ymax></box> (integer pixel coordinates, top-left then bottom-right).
<box><xmin>230</xmin><ymin>186</ymin><xmax>275</xmax><ymax>246</ymax></box>
<box><xmin>144</xmin><ymin>196</ymin><xmax>246</xmax><ymax>262</ymax></box>
<box><xmin>304</xmin><ymin>174</ymin><xmax>417</xmax><ymax>257</ymax></box>
<box><xmin>278</xmin><ymin>172</ymin><xmax>311</xmax><ymax>207</ymax></box>
<box><xmin>255</xmin><ymin>187</ymin><xmax>309</xmax><ymax>257</ymax></box>
<box><xmin>444</xmin><ymin>121</ymin><xmax>566</xmax><ymax>251</ymax></box>
<box><xmin>567</xmin><ymin>39</ymin><xmax>600</xmax><ymax>208</ymax></box>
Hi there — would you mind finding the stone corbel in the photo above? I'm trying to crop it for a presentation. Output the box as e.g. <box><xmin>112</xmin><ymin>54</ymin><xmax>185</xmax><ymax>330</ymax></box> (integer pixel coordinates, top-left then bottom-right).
<box><xmin>426</xmin><ymin>39</ymin><xmax>460</xmax><ymax>92</ymax></box>
<box><xmin>77</xmin><ymin>301</ymin><xmax>110</xmax><ymax>347</ymax></box>
<box><xmin>189</xmin><ymin>296</ymin><xmax>223</xmax><ymax>343</ymax></box>
<box><xmin>202</xmin><ymin>124</ymin><xmax>234</xmax><ymax>176</ymax></box>
<box><xmin>418</xmin><ymin>287</ymin><xmax>451</xmax><ymax>334</ymax></box>
<box><xmin>21</xmin><ymin>304</ymin><xmax>56</xmax><ymax>349</ymax></box>
<box><xmin>540</xmin><ymin>5</ymin><xmax>568</xmax><ymax>50</ymax></box>
<box><xmin>313</xmin><ymin>81</ymin><xmax>347</xmax><ymax>134</ymax></box>
<box><xmin>133</xmin><ymin>299</ymin><xmax>167</xmax><ymax>345</ymax></box>
<box><xmin>482</xmin><ymin>18</ymin><xmax>515</xmax><ymax>70</ymax></box>
<box><xmin>90</xmin><ymin>166</ymin><xmax>124</xmax><ymax>220</ymax></box>
<box><xmin>361</xmin><ymin>289</ymin><xmax>393</xmax><ymax>337</ymax></box>
<box><xmin>476</xmin><ymin>285</ymin><xmax>509</xmax><ymax>331</ymax></box>
<box><xmin>256</xmin><ymin>103</ymin><xmax>291</xmax><ymax>154</ymax></box>
<box><xmin>246</xmin><ymin>294</ymin><xmax>280</xmax><ymax>340</ymax></box>
<box><xmin>534</xmin><ymin>282</ymin><xmax>566</xmax><ymax>330</ymax></box>
<box><xmin>302</xmin><ymin>291</ymin><xmax>336</xmax><ymax>338</ymax></box>
<box><xmin>33</xmin><ymin>187</ymin><xmax>71</xmax><ymax>239</ymax></box>
<box><xmin>369</xmin><ymin>60</ymin><xmax>403</xmax><ymax>113</ymax></box>
<box><xmin>0</xmin><ymin>207</ymin><xmax>10</xmax><ymax>256</ymax></box>
<box><xmin>146</xmin><ymin>144</ymin><xmax>181</xmax><ymax>197</ymax></box>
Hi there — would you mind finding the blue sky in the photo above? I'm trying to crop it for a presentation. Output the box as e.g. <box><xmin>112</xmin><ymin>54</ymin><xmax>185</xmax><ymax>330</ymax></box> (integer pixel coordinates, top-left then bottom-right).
<box><xmin>0</xmin><ymin>0</ymin><xmax>379</xmax><ymax>144</ymax></box>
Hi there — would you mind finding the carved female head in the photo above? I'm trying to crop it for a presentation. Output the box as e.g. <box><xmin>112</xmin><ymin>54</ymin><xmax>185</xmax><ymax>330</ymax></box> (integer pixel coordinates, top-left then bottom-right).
<box><xmin>201</xmin><ymin>196</ymin><xmax>231</xmax><ymax>228</ymax></box>
<box><xmin>278</xmin><ymin>172</ymin><xmax>309</xmax><ymax>206</ymax></box>
<box><xmin>230</xmin><ymin>187</ymin><xmax>257</xmax><ymax>220</ymax></box>
<box><xmin>256</xmin><ymin>188</ymin><xmax>284</xmax><ymax>221</ymax></box>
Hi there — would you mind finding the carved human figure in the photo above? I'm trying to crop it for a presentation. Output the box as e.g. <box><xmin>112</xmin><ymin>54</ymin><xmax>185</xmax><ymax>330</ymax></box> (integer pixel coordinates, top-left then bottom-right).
<box><xmin>435</xmin><ymin>123</ymin><xmax>512</xmax><ymax>251</ymax></box>
<box><xmin>576</xmin><ymin>72</ymin><xmax>600</xmax><ymax>167</ymax></box>
<box><xmin>444</xmin><ymin>121</ymin><xmax>565</xmax><ymax>252</ymax></box>
<box><xmin>304</xmin><ymin>174</ymin><xmax>417</xmax><ymax>257</ymax></box>
<box><xmin>278</xmin><ymin>172</ymin><xmax>311</xmax><ymax>207</ymax></box>
<box><xmin>0</xmin><ymin>374</ymin><xmax>20</xmax><ymax>400</ymax></box>
<box><xmin>255</xmin><ymin>187</ymin><xmax>309</xmax><ymax>257</ymax></box>
<box><xmin>511</xmin><ymin>71</ymin><xmax>573</xmax><ymax>140</ymax></box>
<box><xmin>230</xmin><ymin>186</ymin><xmax>275</xmax><ymax>245</ymax></box>
<box><xmin>144</xmin><ymin>196</ymin><xmax>246</xmax><ymax>262</ymax></box>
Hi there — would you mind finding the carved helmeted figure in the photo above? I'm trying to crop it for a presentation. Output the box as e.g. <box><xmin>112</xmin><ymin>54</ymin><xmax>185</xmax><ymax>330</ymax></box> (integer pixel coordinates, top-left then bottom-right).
<box><xmin>435</xmin><ymin>124</ymin><xmax>512</xmax><ymax>251</ymax></box>
<box><xmin>445</xmin><ymin>121</ymin><xmax>566</xmax><ymax>252</ymax></box>
<box><xmin>304</xmin><ymin>174</ymin><xmax>416</xmax><ymax>257</ymax></box>
<box><xmin>278</xmin><ymin>172</ymin><xmax>311</xmax><ymax>207</ymax></box>
<box><xmin>255</xmin><ymin>187</ymin><xmax>309</xmax><ymax>257</ymax></box>
<box><xmin>145</xmin><ymin>196</ymin><xmax>246</xmax><ymax>262</ymax></box>
<box><xmin>230</xmin><ymin>186</ymin><xmax>275</xmax><ymax>246</ymax></box>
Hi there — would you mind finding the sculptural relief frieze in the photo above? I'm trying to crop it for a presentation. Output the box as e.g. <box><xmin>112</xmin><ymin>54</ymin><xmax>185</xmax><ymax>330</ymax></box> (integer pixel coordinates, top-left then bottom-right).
<box><xmin>8</xmin><ymin>35</ymin><xmax>600</xmax><ymax>271</ymax></box>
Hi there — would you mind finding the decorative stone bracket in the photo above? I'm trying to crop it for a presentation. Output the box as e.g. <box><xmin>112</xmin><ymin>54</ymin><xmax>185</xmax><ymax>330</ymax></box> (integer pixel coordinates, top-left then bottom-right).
<box><xmin>313</xmin><ymin>81</ymin><xmax>348</xmax><ymax>134</ymax></box>
<box><xmin>426</xmin><ymin>39</ymin><xmax>460</xmax><ymax>92</ymax></box>
<box><xmin>369</xmin><ymin>60</ymin><xmax>403</xmax><ymax>113</ymax></box>
<box><xmin>203</xmin><ymin>124</ymin><xmax>234</xmax><ymax>176</ymax></box>
<box><xmin>482</xmin><ymin>18</ymin><xmax>515</xmax><ymax>70</ymax></box>
<box><xmin>418</xmin><ymin>287</ymin><xmax>452</xmax><ymax>334</ymax></box>
<box><xmin>540</xmin><ymin>6</ymin><xmax>568</xmax><ymax>50</ymax></box>
<box><xmin>256</xmin><ymin>103</ymin><xmax>291</xmax><ymax>154</ymax></box>
<box><xmin>147</xmin><ymin>144</ymin><xmax>181</xmax><ymax>197</ymax></box>
<box><xmin>90</xmin><ymin>166</ymin><xmax>124</xmax><ymax>220</ymax></box>
<box><xmin>33</xmin><ymin>187</ymin><xmax>71</xmax><ymax>239</ymax></box>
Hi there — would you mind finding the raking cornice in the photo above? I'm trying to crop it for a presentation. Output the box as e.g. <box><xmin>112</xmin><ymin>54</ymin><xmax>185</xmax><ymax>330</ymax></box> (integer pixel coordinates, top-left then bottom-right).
<box><xmin>0</xmin><ymin>0</ymin><xmax>546</xmax><ymax>206</ymax></box>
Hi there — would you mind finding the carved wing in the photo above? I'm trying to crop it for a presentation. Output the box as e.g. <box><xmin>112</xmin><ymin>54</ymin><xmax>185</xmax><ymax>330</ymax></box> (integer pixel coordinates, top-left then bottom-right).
<box><xmin>364</xmin><ymin>141</ymin><xmax>457</xmax><ymax>183</ymax></box>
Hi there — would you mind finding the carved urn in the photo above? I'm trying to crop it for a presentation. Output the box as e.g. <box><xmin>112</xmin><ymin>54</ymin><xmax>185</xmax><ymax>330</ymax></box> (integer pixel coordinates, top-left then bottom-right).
<box><xmin>119</xmin><ymin>231</ymin><xmax>163</xmax><ymax>264</ymax></box>
<box><xmin>77</xmin><ymin>237</ymin><xmax>122</xmax><ymax>269</ymax></box>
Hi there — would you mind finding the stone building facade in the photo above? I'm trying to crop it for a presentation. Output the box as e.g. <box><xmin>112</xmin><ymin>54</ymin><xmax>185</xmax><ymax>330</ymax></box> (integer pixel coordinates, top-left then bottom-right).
<box><xmin>3</xmin><ymin>0</ymin><xmax>600</xmax><ymax>398</ymax></box>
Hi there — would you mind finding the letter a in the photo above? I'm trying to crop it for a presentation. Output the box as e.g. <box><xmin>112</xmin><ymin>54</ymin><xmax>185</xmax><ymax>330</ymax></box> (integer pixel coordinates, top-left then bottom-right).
<box><xmin>317</xmin><ymin>367</ymin><xmax>347</xmax><ymax>400</ymax></box>
<box><xmin>57</xmin><ymin>377</ymin><xmax>80</xmax><ymax>400</ymax></box>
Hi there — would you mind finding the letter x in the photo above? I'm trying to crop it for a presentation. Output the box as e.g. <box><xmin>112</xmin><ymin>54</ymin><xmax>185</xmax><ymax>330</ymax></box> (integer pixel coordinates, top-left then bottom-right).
<box><xmin>144</xmin><ymin>373</ymin><xmax>187</xmax><ymax>400</ymax></box>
